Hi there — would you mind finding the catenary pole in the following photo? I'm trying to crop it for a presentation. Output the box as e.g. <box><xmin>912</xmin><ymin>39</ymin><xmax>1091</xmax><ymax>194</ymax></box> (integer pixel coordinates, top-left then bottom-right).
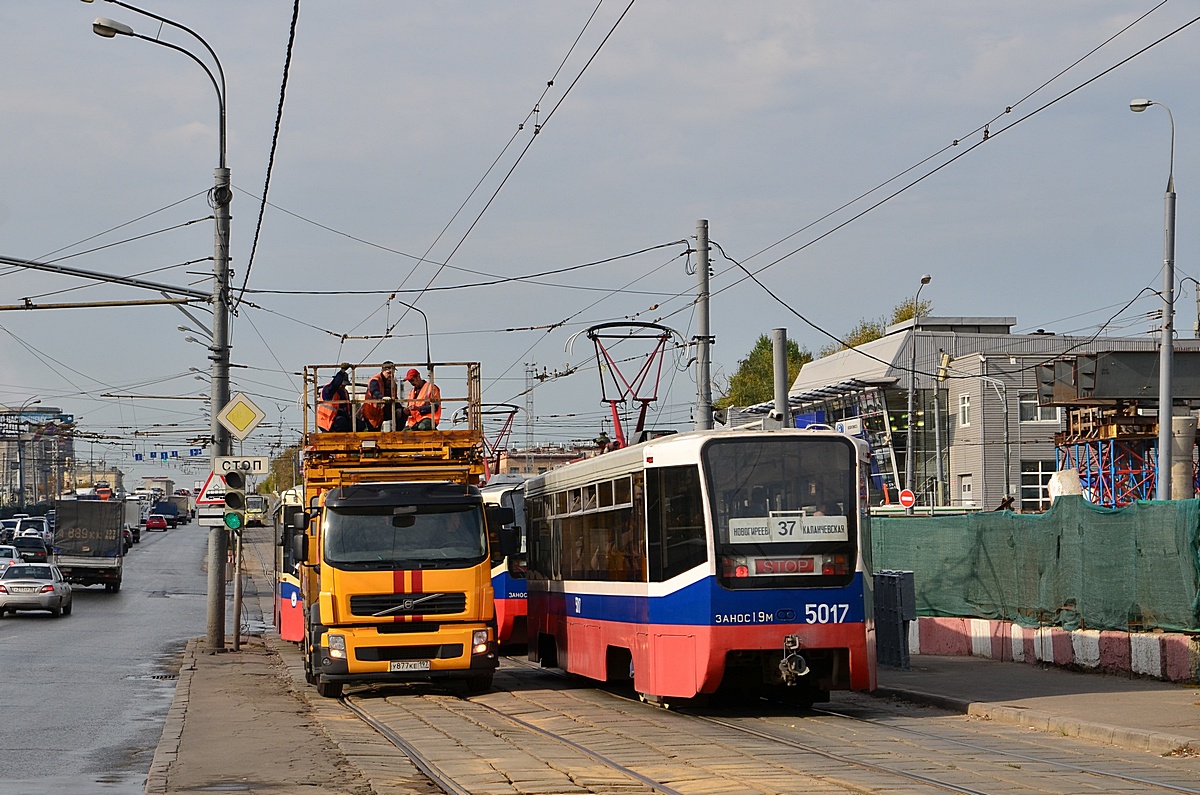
<box><xmin>695</xmin><ymin>220</ymin><xmax>714</xmax><ymax>430</ymax></box>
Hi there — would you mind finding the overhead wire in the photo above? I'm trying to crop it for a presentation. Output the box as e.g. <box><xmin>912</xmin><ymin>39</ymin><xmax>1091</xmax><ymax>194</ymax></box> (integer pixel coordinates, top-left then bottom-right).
<box><xmin>233</xmin><ymin>0</ymin><xmax>302</xmax><ymax>311</ymax></box>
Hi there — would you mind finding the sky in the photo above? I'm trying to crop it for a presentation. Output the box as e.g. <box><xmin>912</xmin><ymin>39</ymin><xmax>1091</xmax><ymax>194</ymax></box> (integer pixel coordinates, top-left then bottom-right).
<box><xmin>1</xmin><ymin>1</ymin><xmax>1198</xmax><ymax>488</ymax></box>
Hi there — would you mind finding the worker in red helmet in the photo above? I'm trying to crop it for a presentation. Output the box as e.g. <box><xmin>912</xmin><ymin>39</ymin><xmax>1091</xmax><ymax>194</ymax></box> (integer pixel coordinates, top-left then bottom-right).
<box><xmin>403</xmin><ymin>368</ymin><xmax>441</xmax><ymax>430</ymax></box>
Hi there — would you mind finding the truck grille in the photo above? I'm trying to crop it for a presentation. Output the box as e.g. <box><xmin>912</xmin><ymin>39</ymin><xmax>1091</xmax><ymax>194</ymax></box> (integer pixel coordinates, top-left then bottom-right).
<box><xmin>350</xmin><ymin>592</ymin><xmax>467</xmax><ymax>617</ymax></box>
<box><xmin>356</xmin><ymin>644</ymin><xmax>463</xmax><ymax>662</ymax></box>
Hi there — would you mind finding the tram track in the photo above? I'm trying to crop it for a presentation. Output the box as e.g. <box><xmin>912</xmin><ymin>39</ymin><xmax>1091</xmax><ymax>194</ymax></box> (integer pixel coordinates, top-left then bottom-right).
<box><xmin>318</xmin><ymin>656</ymin><xmax>1200</xmax><ymax>795</ymax></box>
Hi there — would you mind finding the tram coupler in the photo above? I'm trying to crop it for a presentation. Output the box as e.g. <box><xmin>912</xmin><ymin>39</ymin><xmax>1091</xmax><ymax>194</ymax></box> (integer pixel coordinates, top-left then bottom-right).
<box><xmin>780</xmin><ymin>634</ymin><xmax>810</xmax><ymax>684</ymax></box>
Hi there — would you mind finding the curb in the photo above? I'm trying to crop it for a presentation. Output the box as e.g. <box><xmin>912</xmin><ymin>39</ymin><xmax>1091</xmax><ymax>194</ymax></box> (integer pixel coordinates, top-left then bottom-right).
<box><xmin>874</xmin><ymin>685</ymin><xmax>1200</xmax><ymax>756</ymax></box>
<box><xmin>143</xmin><ymin>637</ymin><xmax>199</xmax><ymax>794</ymax></box>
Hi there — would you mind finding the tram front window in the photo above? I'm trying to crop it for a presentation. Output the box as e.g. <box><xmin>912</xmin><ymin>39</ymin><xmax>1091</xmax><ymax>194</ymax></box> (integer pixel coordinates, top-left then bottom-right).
<box><xmin>703</xmin><ymin>437</ymin><xmax>857</xmax><ymax>589</ymax></box>
<box><xmin>324</xmin><ymin>505</ymin><xmax>486</xmax><ymax>570</ymax></box>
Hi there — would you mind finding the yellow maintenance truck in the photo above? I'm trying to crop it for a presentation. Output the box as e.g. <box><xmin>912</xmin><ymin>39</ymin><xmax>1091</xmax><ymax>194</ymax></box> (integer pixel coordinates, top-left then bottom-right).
<box><xmin>289</xmin><ymin>361</ymin><xmax>515</xmax><ymax>697</ymax></box>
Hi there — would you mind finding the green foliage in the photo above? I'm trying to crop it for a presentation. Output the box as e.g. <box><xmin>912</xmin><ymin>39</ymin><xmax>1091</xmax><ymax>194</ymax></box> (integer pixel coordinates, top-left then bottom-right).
<box><xmin>818</xmin><ymin>298</ymin><xmax>933</xmax><ymax>357</ymax></box>
<box><xmin>717</xmin><ymin>335</ymin><xmax>812</xmax><ymax>408</ymax></box>
<box><xmin>260</xmin><ymin>443</ymin><xmax>301</xmax><ymax>494</ymax></box>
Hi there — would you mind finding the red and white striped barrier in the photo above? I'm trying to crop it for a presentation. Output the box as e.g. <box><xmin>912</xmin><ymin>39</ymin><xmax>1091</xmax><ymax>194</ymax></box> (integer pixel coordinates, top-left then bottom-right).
<box><xmin>908</xmin><ymin>617</ymin><xmax>1200</xmax><ymax>683</ymax></box>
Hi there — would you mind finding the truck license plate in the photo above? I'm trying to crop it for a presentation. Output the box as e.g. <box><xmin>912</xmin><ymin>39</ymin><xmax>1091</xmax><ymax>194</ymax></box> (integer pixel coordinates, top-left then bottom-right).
<box><xmin>390</xmin><ymin>660</ymin><xmax>431</xmax><ymax>672</ymax></box>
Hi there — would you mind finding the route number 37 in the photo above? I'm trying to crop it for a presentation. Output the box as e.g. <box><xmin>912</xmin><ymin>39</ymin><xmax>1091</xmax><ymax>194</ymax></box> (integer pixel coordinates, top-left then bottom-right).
<box><xmin>805</xmin><ymin>603</ymin><xmax>849</xmax><ymax>623</ymax></box>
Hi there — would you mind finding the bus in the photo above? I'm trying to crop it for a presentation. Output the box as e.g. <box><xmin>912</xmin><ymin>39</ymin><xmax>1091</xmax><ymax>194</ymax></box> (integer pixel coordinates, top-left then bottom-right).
<box><xmin>525</xmin><ymin>427</ymin><xmax>876</xmax><ymax>706</ymax></box>
<box><xmin>481</xmin><ymin>476</ymin><xmax>527</xmax><ymax>646</ymax></box>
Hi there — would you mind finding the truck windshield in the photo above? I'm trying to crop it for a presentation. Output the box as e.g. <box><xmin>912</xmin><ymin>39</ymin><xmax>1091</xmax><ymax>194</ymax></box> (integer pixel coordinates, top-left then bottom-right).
<box><xmin>323</xmin><ymin>505</ymin><xmax>486</xmax><ymax>570</ymax></box>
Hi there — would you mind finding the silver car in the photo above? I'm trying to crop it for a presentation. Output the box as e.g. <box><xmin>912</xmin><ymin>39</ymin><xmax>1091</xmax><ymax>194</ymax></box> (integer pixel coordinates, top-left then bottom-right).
<box><xmin>0</xmin><ymin>563</ymin><xmax>73</xmax><ymax>617</ymax></box>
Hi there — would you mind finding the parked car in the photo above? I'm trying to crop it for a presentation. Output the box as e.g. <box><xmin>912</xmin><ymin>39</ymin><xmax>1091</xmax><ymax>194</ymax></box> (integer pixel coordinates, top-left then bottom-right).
<box><xmin>0</xmin><ymin>563</ymin><xmax>72</xmax><ymax>617</ymax></box>
<box><xmin>146</xmin><ymin>514</ymin><xmax>168</xmax><ymax>532</ymax></box>
<box><xmin>12</xmin><ymin>536</ymin><xmax>49</xmax><ymax>563</ymax></box>
<box><xmin>0</xmin><ymin>545</ymin><xmax>21</xmax><ymax>571</ymax></box>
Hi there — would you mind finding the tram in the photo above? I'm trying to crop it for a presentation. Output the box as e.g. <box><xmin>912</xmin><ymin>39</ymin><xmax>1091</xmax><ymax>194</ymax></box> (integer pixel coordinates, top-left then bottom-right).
<box><xmin>525</xmin><ymin>427</ymin><xmax>876</xmax><ymax>705</ymax></box>
<box><xmin>481</xmin><ymin>475</ymin><xmax>528</xmax><ymax>646</ymax></box>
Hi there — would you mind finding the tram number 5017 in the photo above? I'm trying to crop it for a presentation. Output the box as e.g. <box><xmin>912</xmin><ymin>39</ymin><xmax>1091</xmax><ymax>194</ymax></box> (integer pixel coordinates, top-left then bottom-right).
<box><xmin>805</xmin><ymin>603</ymin><xmax>849</xmax><ymax>624</ymax></box>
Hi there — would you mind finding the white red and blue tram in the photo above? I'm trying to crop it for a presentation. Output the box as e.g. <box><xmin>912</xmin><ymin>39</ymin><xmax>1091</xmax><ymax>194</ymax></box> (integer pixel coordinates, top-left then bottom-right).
<box><xmin>481</xmin><ymin>476</ymin><xmax>528</xmax><ymax>646</ymax></box>
<box><xmin>525</xmin><ymin>427</ymin><xmax>876</xmax><ymax>704</ymax></box>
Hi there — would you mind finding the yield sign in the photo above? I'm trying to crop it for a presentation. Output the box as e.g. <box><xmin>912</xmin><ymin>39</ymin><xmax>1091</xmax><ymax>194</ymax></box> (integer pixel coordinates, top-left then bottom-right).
<box><xmin>195</xmin><ymin>470</ymin><xmax>227</xmax><ymax>506</ymax></box>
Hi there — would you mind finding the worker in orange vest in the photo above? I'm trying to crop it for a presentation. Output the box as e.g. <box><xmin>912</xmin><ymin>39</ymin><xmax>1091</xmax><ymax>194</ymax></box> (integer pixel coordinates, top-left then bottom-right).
<box><xmin>403</xmin><ymin>368</ymin><xmax>441</xmax><ymax>430</ymax></box>
<box><xmin>317</xmin><ymin>365</ymin><xmax>353</xmax><ymax>432</ymax></box>
<box><xmin>361</xmin><ymin>361</ymin><xmax>403</xmax><ymax>431</ymax></box>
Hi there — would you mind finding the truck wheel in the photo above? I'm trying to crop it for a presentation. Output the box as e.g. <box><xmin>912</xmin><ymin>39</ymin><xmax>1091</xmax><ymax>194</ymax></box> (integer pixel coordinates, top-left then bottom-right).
<box><xmin>465</xmin><ymin>673</ymin><xmax>493</xmax><ymax>695</ymax></box>
<box><xmin>316</xmin><ymin>679</ymin><xmax>343</xmax><ymax>698</ymax></box>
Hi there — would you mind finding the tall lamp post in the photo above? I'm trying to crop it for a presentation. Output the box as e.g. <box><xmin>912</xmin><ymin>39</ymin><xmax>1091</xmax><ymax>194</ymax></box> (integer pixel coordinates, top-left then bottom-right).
<box><xmin>14</xmin><ymin>398</ymin><xmax>41</xmax><ymax>507</ymax></box>
<box><xmin>92</xmin><ymin>3</ymin><xmax>233</xmax><ymax>648</ymax></box>
<box><xmin>1130</xmin><ymin>98</ymin><xmax>1176</xmax><ymax>500</ymax></box>
<box><xmin>905</xmin><ymin>274</ymin><xmax>931</xmax><ymax>514</ymax></box>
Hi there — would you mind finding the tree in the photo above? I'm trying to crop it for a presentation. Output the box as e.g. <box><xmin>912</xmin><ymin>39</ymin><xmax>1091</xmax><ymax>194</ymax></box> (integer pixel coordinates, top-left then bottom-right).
<box><xmin>717</xmin><ymin>335</ymin><xmax>812</xmax><ymax>408</ymax></box>
<box><xmin>260</xmin><ymin>443</ymin><xmax>301</xmax><ymax>494</ymax></box>
<box><xmin>817</xmin><ymin>298</ymin><xmax>933</xmax><ymax>358</ymax></box>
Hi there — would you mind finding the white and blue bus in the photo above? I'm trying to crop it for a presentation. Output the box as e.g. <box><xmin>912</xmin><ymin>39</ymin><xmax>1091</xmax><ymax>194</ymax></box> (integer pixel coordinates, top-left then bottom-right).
<box><xmin>525</xmin><ymin>427</ymin><xmax>876</xmax><ymax>706</ymax></box>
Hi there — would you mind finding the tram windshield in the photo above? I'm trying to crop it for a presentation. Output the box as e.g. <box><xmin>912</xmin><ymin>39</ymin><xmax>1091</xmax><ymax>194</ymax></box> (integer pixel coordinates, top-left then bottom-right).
<box><xmin>703</xmin><ymin>436</ymin><xmax>858</xmax><ymax>589</ymax></box>
<box><xmin>323</xmin><ymin>505</ymin><xmax>487</xmax><ymax>570</ymax></box>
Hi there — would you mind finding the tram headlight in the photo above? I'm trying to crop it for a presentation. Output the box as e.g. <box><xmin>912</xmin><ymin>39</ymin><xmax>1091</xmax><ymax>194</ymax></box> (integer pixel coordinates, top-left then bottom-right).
<box><xmin>327</xmin><ymin>634</ymin><xmax>347</xmax><ymax>659</ymax></box>
<box><xmin>472</xmin><ymin>629</ymin><xmax>490</xmax><ymax>655</ymax></box>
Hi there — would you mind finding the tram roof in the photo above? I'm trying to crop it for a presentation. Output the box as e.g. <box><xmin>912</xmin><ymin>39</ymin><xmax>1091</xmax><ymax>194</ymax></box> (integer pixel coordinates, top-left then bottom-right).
<box><xmin>525</xmin><ymin>427</ymin><xmax>857</xmax><ymax>491</ymax></box>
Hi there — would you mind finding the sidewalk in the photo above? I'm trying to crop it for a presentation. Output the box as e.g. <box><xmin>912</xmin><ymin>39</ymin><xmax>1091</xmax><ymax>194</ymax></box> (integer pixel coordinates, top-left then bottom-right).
<box><xmin>144</xmin><ymin>526</ymin><xmax>1200</xmax><ymax>792</ymax></box>
<box><xmin>877</xmin><ymin>655</ymin><xmax>1200</xmax><ymax>755</ymax></box>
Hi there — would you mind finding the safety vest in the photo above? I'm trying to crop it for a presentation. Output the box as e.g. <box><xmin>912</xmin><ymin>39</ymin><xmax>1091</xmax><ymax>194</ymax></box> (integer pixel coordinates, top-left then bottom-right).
<box><xmin>406</xmin><ymin>381</ymin><xmax>442</xmax><ymax>428</ymax></box>
<box><xmin>317</xmin><ymin>385</ymin><xmax>350</xmax><ymax>431</ymax></box>
<box><xmin>361</xmin><ymin>372</ymin><xmax>395</xmax><ymax>428</ymax></box>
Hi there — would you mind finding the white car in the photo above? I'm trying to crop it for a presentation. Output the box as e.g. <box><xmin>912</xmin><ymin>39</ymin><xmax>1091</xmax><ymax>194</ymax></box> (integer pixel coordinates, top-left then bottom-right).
<box><xmin>15</xmin><ymin>517</ymin><xmax>53</xmax><ymax>546</ymax></box>
<box><xmin>0</xmin><ymin>545</ymin><xmax>21</xmax><ymax>571</ymax></box>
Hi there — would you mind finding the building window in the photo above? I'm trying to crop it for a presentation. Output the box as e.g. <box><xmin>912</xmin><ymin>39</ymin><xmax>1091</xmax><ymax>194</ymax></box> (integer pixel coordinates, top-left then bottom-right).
<box><xmin>958</xmin><ymin>394</ymin><xmax>971</xmax><ymax>427</ymax></box>
<box><xmin>959</xmin><ymin>474</ymin><xmax>974</xmax><ymax>507</ymax></box>
<box><xmin>1018</xmin><ymin>394</ymin><xmax>1058</xmax><ymax>423</ymax></box>
<box><xmin>1020</xmin><ymin>460</ymin><xmax>1056</xmax><ymax>512</ymax></box>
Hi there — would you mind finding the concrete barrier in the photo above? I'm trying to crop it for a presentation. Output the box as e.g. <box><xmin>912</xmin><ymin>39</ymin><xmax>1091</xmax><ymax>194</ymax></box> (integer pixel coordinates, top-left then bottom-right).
<box><xmin>909</xmin><ymin>616</ymin><xmax>1200</xmax><ymax>683</ymax></box>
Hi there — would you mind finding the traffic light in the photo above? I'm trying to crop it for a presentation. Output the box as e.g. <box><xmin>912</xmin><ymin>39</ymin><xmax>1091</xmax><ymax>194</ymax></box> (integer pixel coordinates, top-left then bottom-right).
<box><xmin>223</xmin><ymin>470</ymin><xmax>246</xmax><ymax>530</ymax></box>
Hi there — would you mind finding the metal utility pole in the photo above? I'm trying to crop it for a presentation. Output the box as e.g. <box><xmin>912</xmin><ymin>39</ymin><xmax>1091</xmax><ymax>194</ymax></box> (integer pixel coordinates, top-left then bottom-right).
<box><xmin>1130</xmin><ymin>98</ymin><xmax>1176</xmax><ymax>500</ymax></box>
<box><xmin>904</xmin><ymin>275</ymin><xmax>931</xmax><ymax>514</ymax></box>
<box><xmin>92</xmin><ymin>8</ymin><xmax>233</xmax><ymax>648</ymax></box>
<box><xmin>695</xmin><ymin>220</ymin><xmax>714</xmax><ymax>430</ymax></box>
<box><xmin>772</xmin><ymin>329</ymin><xmax>790</xmax><ymax>428</ymax></box>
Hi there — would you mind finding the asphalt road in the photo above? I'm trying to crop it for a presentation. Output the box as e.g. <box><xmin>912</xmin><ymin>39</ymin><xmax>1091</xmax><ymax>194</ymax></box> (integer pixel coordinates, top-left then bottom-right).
<box><xmin>0</xmin><ymin>521</ymin><xmax>210</xmax><ymax>795</ymax></box>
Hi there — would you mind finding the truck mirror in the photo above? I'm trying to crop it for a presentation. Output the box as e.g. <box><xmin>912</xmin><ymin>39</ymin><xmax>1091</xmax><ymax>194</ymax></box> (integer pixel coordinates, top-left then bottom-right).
<box><xmin>291</xmin><ymin>533</ymin><xmax>309</xmax><ymax>566</ymax></box>
<box><xmin>293</xmin><ymin>512</ymin><xmax>310</xmax><ymax>531</ymax></box>
<box><xmin>498</xmin><ymin>525</ymin><xmax>521</xmax><ymax>557</ymax></box>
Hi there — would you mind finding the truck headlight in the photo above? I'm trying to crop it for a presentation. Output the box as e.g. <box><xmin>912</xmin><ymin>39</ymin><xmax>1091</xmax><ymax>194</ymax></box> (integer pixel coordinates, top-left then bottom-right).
<box><xmin>472</xmin><ymin>629</ymin><xmax>489</xmax><ymax>655</ymax></box>
<box><xmin>327</xmin><ymin>634</ymin><xmax>346</xmax><ymax>659</ymax></box>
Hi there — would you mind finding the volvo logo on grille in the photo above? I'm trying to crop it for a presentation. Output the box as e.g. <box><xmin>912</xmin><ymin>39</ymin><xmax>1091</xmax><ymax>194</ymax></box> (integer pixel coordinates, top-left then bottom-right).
<box><xmin>401</xmin><ymin>599</ymin><xmax>415</xmax><ymax>611</ymax></box>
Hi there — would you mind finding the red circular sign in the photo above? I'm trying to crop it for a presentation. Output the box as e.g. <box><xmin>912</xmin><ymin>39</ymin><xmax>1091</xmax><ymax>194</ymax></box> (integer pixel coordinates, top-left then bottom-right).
<box><xmin>898</xmin><ymin>489</ymin><xmax>916</xmax><ymax>508</ymax></box>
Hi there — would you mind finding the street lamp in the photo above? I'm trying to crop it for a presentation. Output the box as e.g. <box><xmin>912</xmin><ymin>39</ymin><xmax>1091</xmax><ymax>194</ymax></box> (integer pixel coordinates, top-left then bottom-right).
<box><xmin>905</xmin><ymin>274</ymin><xmax>931</xmax><ymax>514</ymax></box>
<box><xmin>1130</xmin><ymin>98</ymin><xmax>1176</xmax><ymax>500</ymax></box>
<box><xmin>90</xmin><ymin>0</ymin><xmax>233</xmax><ymax>649</ymax></box>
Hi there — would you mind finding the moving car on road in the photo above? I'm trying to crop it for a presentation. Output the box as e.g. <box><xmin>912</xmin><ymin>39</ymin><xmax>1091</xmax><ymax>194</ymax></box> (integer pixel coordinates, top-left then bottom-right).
<box><xmin>0</xmin><ymin>545</ymin><xmax>21</xmax><ymax>571</ymax></box>
<box><xmin>0</xmin><ymin>563</ymin><xmax>73</xmax><ymax>617</ymax></box>
<box><xmin>146</xmin><ymin>515</ymin><xmax>168</xmax><ymax>532</ymax></box>
<box><xmin>12</xmin><ymin>536</ymin><xmax>49</xmax><ymax>563</ymax></box>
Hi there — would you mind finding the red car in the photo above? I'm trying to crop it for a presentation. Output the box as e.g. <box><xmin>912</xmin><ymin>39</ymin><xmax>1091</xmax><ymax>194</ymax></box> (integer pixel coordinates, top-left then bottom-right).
<box><xmin>146</xmin><ymin>515</ymin><xmax>168</xmax><ymax>532</ymax></box>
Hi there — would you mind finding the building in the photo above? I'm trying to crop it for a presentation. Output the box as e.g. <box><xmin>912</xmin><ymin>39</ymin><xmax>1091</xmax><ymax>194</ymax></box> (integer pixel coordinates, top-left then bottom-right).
<box><xmin>495</xmin><ymin>444</ymin><xmax>595</xmax><ymax>477</ymax></box>
<box><xmin>740</xmin><ymin>317</ymin><xmax>1200</xmax><ymax>512</ymax></box>
<box><xmin>0</xmin><ymin>405</ymin><xmax>77</xmax><ymax>506</ymax></box>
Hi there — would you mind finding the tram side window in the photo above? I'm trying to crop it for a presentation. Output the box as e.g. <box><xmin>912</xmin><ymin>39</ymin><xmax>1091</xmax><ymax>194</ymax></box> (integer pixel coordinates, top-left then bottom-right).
<box><xmin>647</xmin><ymin>465</ymin><xmax>706</xmax><ymax>582</ymax></box>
